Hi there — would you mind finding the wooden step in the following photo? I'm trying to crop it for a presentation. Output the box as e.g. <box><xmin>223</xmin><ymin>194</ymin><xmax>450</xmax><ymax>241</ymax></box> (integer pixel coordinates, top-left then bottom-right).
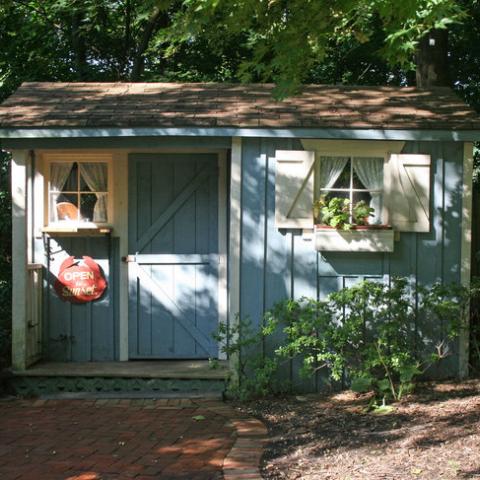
<box><xmin>8</xmin><ymin>360</ymin><xmax>230</xmax><ymax>397</ymax></box>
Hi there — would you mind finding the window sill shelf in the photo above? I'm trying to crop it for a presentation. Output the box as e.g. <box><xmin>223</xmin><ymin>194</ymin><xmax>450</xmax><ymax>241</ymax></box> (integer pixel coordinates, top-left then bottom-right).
<box><xmin>314</xmin><ymin>226</ymin><xmax>394</xmax><ymax>252</ymax></box>
<box><xmin>41</xmin><ymin>226</ymin><xmax>113</xmax><ymax>236</ymax></box>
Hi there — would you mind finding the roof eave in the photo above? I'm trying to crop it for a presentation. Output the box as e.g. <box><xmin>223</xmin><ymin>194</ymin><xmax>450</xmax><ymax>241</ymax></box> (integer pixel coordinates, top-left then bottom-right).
<box><xmin>0</xmin><ymin>126</ymin><xmax>479</xmax><ymax>142</ymax></box>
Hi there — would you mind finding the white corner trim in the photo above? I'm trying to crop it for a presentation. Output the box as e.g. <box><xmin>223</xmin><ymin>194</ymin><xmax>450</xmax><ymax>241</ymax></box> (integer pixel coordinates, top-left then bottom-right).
<box><xmin>113</xmin><ymin>152</ymin><xmax>129</xmax><ymax>361</ymax></box>
<box><xmin>459</xmin><ymin>142</ymin><xmax>474</xmax><ymax>378</ymax></box>
<box><xmin>229</xmin><ymin>138</ymin><xmax>242</xmax><ymax>374</ymax></box>
<box><xmin>217</xmin><ymin>151</ymin><xmax>228</xmax><ymax>360</ymax></box>
<box><xmin>11</xmin><ymin>150</ymin><xmax>29</xmax><ymax>370</ymax></box>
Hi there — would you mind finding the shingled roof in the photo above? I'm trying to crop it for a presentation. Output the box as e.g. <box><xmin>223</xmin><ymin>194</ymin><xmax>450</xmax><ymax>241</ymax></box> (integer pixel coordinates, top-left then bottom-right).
<box><xmin>0</xmin><ymin>82</ymin><xmax>479</xmax><ymax>130</ymax></box>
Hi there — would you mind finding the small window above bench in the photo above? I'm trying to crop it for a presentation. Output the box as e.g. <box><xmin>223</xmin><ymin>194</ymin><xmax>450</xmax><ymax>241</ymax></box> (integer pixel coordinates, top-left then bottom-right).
<box><xmin>43</xmin><ymin>154</ymin><xmax>113</xmax><ymax>233</ymax></box>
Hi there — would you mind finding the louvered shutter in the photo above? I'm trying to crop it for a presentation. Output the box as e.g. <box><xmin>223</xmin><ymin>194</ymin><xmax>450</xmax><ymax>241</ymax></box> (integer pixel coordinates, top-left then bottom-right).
<box><xmin>275</xmin><ymin>150</ymin><xmax>315</xmax><ymax>229</ymax></box>
<box><xmin>386</xmin><ymin>154</ymin><xmax>431</xmax><ymax>232</ymax></box>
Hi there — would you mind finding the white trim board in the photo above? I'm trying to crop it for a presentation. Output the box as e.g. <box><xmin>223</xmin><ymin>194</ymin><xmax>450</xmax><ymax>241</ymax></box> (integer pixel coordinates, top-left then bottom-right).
<box><xmin>228</xmin><ymin>138</ymin><xmax>242</xmax><ymax>380</ymax></box>
<box><xmin>459</xmin><ymin>142</ymin><xmax>474</xmax><ymax>378</ymax></box>
<box><xmin>217</xmin><ymin>152</ymin><xmax>228</xmax><ymax>360</ymax></box>
<box><xmin>11</xmin><ymin>150</ymin><xmax>29</xmax><ymax>370</ymax></box>
<box><xmin>1</xmin><ymin>127</ymin><xmax>480</xmax><ymax>141</ymax></box>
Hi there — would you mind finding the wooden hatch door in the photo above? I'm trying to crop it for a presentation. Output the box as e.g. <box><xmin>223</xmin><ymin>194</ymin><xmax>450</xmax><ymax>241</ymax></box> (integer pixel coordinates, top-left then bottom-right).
<box><xmin>128</xmin><ymin>154</ymin><xmax>220</xmax><ymax>359</ymax></box>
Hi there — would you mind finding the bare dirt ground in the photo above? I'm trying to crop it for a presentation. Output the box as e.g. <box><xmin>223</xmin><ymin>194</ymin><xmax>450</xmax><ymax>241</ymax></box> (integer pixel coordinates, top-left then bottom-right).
<box><xmin>242</xmin><ymin>380</ymin><xmax>480</xmax><ymax>480</ymax></box>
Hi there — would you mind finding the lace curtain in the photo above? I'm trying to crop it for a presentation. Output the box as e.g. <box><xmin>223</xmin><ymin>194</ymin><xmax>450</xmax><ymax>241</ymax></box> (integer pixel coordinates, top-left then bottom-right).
<box><xmin>353</xmin><ymin>157</ymin><xmax>384</xmax><ymax>224</ymax></box>
<box><xmin>79</xmin><ymin>163</ymin><xmax>108</xmax><ymax>222</ymax></box>
<box><xmin>50</xmin><ymin>162</ymin><xmax>74</xmax><ymax>192</ymax></box>
<box><xmin>316</xmin><ymin>156</ymin><xmax>349</xmax><ymax>192</ymax></box>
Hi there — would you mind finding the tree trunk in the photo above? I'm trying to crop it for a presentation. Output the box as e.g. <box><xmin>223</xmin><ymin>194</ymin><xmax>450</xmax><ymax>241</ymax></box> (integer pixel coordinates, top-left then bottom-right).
<box><xmin>122</xmin><ymin>0</ymin><xmax>132</xmax><ymax>78</ymax></box>
<box><xmin>415</xmin><ymin>29</ymin><xmax>450</xmax><ymax>88</ymax></box>
<box><xmin>131</xmin><ymin>7</ymin><xmax>168</xmax><ymax>81</ymax></box>
<box><xmin>71</xmin><ymin>10</ymin><xmax>88</xmax><ymax>80</ymax></box>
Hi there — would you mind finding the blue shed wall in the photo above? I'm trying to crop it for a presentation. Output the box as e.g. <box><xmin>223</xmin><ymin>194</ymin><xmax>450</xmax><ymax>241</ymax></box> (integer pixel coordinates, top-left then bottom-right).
<box><xmin>238</xmin><ymin>138</ymin><xmax>464</xmax><ymax>390</ymax></box>
<box><xmin>44</xmin><ymin>236</ymin><xmax>120</xmax><ymax>362</ymax></box>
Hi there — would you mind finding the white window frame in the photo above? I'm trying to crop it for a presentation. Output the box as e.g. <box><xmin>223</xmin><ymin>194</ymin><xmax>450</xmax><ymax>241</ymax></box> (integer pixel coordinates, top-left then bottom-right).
<box><xmin>315</xmin><ymin>155</ymin><xmax>384</xmax><ymax>223</ymax></box>
<box><xmin>301</xmin><ymin>140</ymin><xmax>406</xmax><ymax>227</ymax></box>
<box><xmin>43</xmin><ymin>153</ymin><xmax>114</xmax><ymax>229</ymax></box>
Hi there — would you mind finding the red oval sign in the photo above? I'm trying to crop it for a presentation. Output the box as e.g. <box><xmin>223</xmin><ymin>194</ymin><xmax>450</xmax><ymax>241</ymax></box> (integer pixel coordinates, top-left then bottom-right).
<box><xmin>54</xmin><ymin>256</ymin><xmax>107</xmax><ymax>304</ymax></box>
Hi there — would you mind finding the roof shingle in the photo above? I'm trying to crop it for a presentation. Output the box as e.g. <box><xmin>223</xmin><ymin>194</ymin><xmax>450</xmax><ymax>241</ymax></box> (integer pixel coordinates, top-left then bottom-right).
<box><xmin>0</xmin><ymin>82</ymin><xmax>479</xmax><ymax>130</ymax></box>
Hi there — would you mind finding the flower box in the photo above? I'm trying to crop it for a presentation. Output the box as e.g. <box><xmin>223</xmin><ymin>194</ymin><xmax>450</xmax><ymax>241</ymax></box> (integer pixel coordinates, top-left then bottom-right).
<box><xmin>314</xmin><ymin>225</ymin><xmax>394</xmax><ymax>252</ymax></box>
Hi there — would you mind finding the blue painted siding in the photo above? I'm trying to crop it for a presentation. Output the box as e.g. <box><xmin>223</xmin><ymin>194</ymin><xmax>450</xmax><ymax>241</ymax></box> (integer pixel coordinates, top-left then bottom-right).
<box><xmin>44</xmin><ymin>236</ymin><xmax>119</xmax><ymax>362</ymax></box>
<box><xmin>239</xmin><ymin>138</ymin><xmax>464</xmax><ymax>389</ymax></box>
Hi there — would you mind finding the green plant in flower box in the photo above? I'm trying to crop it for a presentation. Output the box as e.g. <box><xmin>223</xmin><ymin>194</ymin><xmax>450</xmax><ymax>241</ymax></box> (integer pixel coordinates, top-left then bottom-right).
<box><xmin>313</xmin><ymin>195</ymin><xmax>352</xmax><ymax>230</ymax></box>
<box><xmin>353</xmin><ymin>200</ymin><xmax>375</xmax><ymax>226</ymax></box>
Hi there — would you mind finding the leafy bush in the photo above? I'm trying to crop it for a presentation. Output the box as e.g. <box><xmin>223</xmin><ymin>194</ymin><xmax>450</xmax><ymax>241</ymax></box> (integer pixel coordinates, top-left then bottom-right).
<box><xmin>218</xmin><ymin>278</ymin><xmax>470</xmax><ymax>402</ymax></box>
<box><xmin>266</xmin><ymin>279</ymin><xmax>469</xmax><ymax>401</ymax></box>
<box><xmin>213</xmin><ymin>317</ymin><xmax>287</xmax><ymax>401</ymax></box>
<box><xmin>0</xmin><ymin>152</ymin><xmax>11</xmax><ymax>370</ymax></box>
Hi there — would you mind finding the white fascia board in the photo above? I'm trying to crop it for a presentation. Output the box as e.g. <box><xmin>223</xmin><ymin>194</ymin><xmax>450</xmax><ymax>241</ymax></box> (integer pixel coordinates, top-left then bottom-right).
<box><xmin>1</xmin><ymin>127</ymin><xmax>480</xmax><ymax>141</ymax></box>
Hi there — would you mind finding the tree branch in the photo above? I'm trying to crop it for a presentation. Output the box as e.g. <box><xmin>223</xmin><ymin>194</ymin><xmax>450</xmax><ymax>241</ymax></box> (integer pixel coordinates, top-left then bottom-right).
<box><xmin>12</xmin><ymin>0</ymin><xmax>63</xmax><ymax>31</ymax></box>
<box><xmin>131</xmin><ymin>5</ymin><xmax>168</xmax><ymax>81</ymax></box>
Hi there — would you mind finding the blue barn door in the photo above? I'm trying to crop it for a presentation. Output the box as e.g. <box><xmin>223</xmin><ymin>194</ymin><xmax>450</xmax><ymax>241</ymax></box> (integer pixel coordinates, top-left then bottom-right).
<box><xmin>128</xmin><ymin>154</ymin><xmax>219</xmax><ymax>359</ymax></box>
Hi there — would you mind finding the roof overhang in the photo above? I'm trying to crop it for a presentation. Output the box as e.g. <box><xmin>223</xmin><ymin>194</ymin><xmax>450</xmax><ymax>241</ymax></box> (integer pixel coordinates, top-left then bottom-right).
<box><xmin>1</xmin><ymin>127</ymin><xmax>480</xmax><ymax>142</ymax></box>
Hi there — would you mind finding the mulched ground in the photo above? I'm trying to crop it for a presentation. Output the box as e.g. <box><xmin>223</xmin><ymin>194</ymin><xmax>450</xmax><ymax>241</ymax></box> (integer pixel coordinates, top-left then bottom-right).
<box><xmin>242</xmin><ymin>380</ymin><xmax>480</xmax><ymax>480</ymax></box>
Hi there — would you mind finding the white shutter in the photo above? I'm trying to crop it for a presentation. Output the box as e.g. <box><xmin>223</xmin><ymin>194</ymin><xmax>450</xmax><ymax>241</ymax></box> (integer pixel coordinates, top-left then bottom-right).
<box><xmin>275</xmin><ymin>150</ymin><xmax>315</xmax><ymax>229</ymax></box>
<box><xmin>385</xmin><ymin>154</ymin><xmax>431</xmax><ymax>232</ymax></box>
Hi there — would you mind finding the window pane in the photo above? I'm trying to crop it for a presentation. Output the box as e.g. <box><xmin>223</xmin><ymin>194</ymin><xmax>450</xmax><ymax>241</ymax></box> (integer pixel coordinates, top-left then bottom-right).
<box><xmin>322</xmin><ymin>190</ymin><xmax>350</xmax><ymax>202</ymax></box>
<box><xmin>51</xmin><ymin>193</ymin><xmax>79</xmax><ymax>222</ymax></box>
<box><xmin>80</xmin><ymin>193</ymin><xmax>108</xmax><ymax>223</ymax></box>
<box><xmin>79</xmin><ymin>163</ymin><xmax>108</xmax><ymax>192</ymax></box>
<box><xmin>353</xmin><ymin>192</ymin><xmax>383</xmax><ymax>225</ymax></box>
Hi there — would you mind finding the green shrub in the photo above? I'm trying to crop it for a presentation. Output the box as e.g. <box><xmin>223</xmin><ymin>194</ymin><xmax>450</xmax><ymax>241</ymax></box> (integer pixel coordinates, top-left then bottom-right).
<box><xmin>217</xmin><ymin>278</ymin><xmax>470</xmax><ymax>402</ymax></box>
<box><xmin>0</xmin><ymin>152</ymin><xmax>11</xmax><ymax>370</ymax></box>
<box><xmin>266</xmin><ymin>278</ymin><xmax>469</xmax><ymax>402</ymax></box>
<box><xmin>212</xmin><ymin>317</ymin><xmax>288</xmax><ymax>401</ymax></box>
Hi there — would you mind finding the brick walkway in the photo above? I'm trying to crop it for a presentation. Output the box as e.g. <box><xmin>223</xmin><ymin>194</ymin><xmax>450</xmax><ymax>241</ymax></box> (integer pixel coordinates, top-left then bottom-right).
<box><xmin>0</xmin><ymin>398</ymin><xmax>267</xmax><ymax>480</ymax></box>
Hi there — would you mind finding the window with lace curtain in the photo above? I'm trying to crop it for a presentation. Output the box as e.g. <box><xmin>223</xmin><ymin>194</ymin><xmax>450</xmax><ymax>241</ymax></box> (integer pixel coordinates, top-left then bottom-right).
<box><xmin>49</xmin><ymin>161</ymin><xmax>109</xmax><ymax>224</ymax></box>
<box><xmin>315</xmin><ymin>156</ymin><xmax>384</xmax><ymax>224</ymax></box>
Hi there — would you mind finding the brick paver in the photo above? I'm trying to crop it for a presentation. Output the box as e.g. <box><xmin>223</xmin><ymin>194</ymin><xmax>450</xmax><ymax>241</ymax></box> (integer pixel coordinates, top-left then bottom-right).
<box><xmin>0</xmin><ymin>397</ymin><xmax>265</xmax><ymax>480</ymax></box>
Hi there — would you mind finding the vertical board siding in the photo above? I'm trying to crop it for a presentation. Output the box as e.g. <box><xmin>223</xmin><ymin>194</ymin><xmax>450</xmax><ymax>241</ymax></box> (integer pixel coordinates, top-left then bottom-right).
<box><xmin>128</xmin><ymin>154</ymin><xmax>219</xmax><ymax>359</ymax></box>
<box><xmin>239</xmin><ymin>139</ymin><xmax>464</xmax><ymax>390</ymax></box>
<box><xmin>45</xmin><ymin>236</ymin><xmax>119</xmax><ymax>362</ymax></box>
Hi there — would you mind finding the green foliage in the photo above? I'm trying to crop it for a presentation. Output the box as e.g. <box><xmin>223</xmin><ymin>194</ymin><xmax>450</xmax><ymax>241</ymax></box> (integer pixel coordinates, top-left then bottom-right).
<box><xmin>313</xmin><ymin>196</ymin><xmax>376</xmax><ymax>229</ymax></box>
<box><xmin>0</xmin><ymin>0</ymin><xmax>470</xmax><ymax>101</ymax></box>
<box><xmin>263</xmin><ymin>278</ymin><xmax>469</xmax><ymax>402</ymax></box>
<box><xmin>0</xmin><ymin>152</ymin><xmax>11</xmax><ymax>369</ymax></box>
<box><xmin>353</xmin><ymin>200</ymin><xmax>375</xmax><ymax>226</ymax></box>
<box><xmin>467</xmin><ymin>276</ymin><xmax>480</xmax><ymax>370</ymax></box>
<box><xmin>167</xmin><ymin>0</ymin><xmax>465</xmax><ymax>96</ymax></box>
<box><xmin>313</xmin><ymin>195</ymin><xmax>352</xmax><ymax>230</ymax></box>
<box><xmin>215</xmin><ymin>278</ymin><xmax>470</xmax><ymax>402</ymax></box>
<box><xmin>213</xmin><ymin>317</ymin><xmax>287</xmax><ymax>400</ymax></box>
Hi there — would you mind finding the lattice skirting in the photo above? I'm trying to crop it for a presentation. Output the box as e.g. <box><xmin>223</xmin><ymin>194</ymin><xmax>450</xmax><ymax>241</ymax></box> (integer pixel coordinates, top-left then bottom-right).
<box><xmin>9</xmin><ymin>376</ymin><xmax>226</xmax><ymax>397</ymax></box>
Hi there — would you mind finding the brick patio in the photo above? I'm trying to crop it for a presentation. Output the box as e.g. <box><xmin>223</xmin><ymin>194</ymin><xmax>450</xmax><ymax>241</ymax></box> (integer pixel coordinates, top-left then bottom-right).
<box><xmin>0</xmin><ymin>398</ymin><xmax>267</xmax><ymax>480</ymax></box>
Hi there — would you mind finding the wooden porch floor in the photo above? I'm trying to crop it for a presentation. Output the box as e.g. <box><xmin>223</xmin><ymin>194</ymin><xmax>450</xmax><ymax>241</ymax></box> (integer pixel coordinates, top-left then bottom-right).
<box><xmin>12</xmin><ymin>360</ymin><xmax>230</xmax><ymax>380</ymax></box>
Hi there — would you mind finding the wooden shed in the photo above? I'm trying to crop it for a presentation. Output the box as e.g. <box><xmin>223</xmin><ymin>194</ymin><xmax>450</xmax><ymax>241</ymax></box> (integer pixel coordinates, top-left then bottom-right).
<box><xmin>1</xmin><ymin>82</ymin><xmax>479</xmax><ymax>394</ymax></box>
